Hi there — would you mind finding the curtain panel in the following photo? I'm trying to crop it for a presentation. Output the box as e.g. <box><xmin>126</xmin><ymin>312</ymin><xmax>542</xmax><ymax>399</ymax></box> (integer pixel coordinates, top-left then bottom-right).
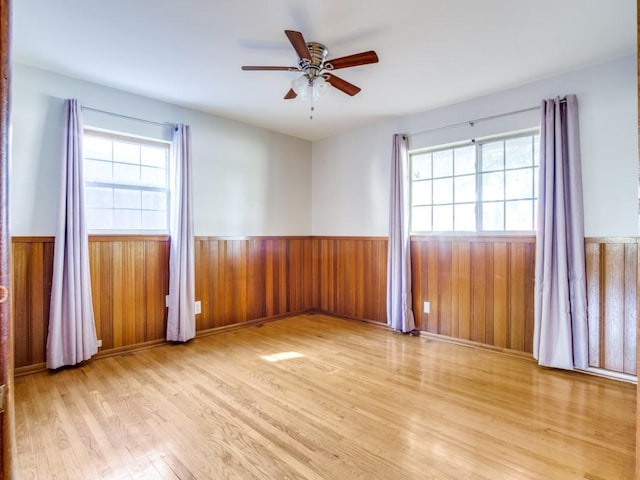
<box><xmin>387</xmin><ymin>134</ymin><xmax>416</xmax><ymax>333</ymax></box>
<box><xmin>533</xmin><ymin>95</ymin><xmax>589</xmax><ymax>370</ymax></box>
<box><xmin>47</xmin><ymin>99</ymin><xmax>98</xmax><ymax>369</ymax></box>
<box><xmin>167</xmin><ymin>124</ymin><xmax>196</xmax><ymax>342</ymax></box>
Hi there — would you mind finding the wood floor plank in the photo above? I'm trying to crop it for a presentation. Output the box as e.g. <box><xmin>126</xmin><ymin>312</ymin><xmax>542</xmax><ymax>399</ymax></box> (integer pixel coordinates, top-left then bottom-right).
<box><xmin>15</xmin><ymin>314</ymin><xmax>635</xmax><ymax>479</ymax></box>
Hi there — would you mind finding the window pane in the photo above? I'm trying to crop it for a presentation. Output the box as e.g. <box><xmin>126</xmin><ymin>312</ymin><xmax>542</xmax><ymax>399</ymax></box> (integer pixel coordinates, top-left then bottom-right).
<box><xmin>454</xmin><ymin>204</ymin><xmax>476</xmax><ymax>231</ymax></box>
<box><xmin>482</xmin><ymin>202</ymin><xmax>504</xmax><ymax>230</ymax></box>
<box><xmin>113</xmin><ymin>142</ymin><xmax>140</xmax><ymax>165</ymax></box>
<box><xmin>114</xmin><ymin>163</ymin><xmax>140</xmax><ymax>184</ymax></box>
<box><xmin>412</xmin><ymin>153</ymin><xmax>431</xmax><ymax>180</ymax></box>
<box><xmin>84</xmin><ymin>159</ymin><xmax>113</xmax><ymax>183</ymax></box>
<box><xmin>412</xmin><ymin>180</ymin><xmax>431</xmax><ymax>206</ymax></box>
<box><xmin>141</xmin><ymin>145</ymin><xmax>167</xmax><ymax>168</ymax></box>
<box><xmin>85</xmin><ymin>186</ymin><xmax>113</xmax><ymax>208</ymax></box>
<box><xmin>481</xmin><ymin>141</ymin><xmax>504</xmax><ymax>171</ymax></box>
<box><xmin>454</xmin><ymin>145</ymin><xmax>475</xmax><ymax>175</ymax></box>
<box><xmin>141</xmin><ymin>166</ymin><xmax>166</xmax><ymax>187</ymax></box>
<box><xmin>112</xmin><ymin>209</ymin><xmax>141</xmax><ymax>230</ymax></box>
<box><xmin>411</xmin><ymin>206</ymin><xmax>431</xmax><ymax>232</ymax></box>
<box><xmin>408</xmin><ymin>132</ymin><xmax>538</xmax><ymax>234</ymax></box>
<box><xmin>481</xmin><ymin>172</ymin><xmax>504</xmax><ymax>201</ymax></box>
<box><xmin>142</xmin><ymin>210</ymin><xmax>166</xmax><ymax>230</ymax></box>
<box><xmin>84</xmin><ymin>136</ymin><xmax>112</xmax><ymax>160</ymax></box>
<box><xmin>432</xmin><ymin>177</ymin><xmax>453</xmax><ymax>204</ymax></box>
<box><xmin>505</xmin><ymin>169</ymin><xmax>533</xmax><ymax>200</ymax></box>
<box><xmin>114</xmin><ymin>188</ymin><xmax>141</xmax><ymax>209</ymax></box>
<box><xmin>84</xmin><ymin>130</ymin><xmax>170</xmax><ymax>233</ymax></box>
<box><xmin>505</xmin><ymin>136</ymin><xmax>532</xmax><ymax>169</ymax></box>
<box><xmin>432</xmin><ymin>149</ymin><xmax>453</xmax><ymax>178</ymax></box>
<box><xmin>432</xmin><ymin>205</ymin><xmax>453</xmax><ymax>231</ymax></box>
<box><xmin>454</xmin><ymin>174</ymin><xmax>475</xmax><ymax>203</ymax></box>
<box><xmin>142</xmin><ymin>191</ymin><xmax>167</xmax><ymax>211</ymax></box>
<box><xmin>86</xmin><ymin>208</ymin><xmax>113</xmax><ymax>230</ymax></box>
<box><xmin>505</xmin><ymin>200</ymin><xmax>533</xmax><ymax>230</ymax></box>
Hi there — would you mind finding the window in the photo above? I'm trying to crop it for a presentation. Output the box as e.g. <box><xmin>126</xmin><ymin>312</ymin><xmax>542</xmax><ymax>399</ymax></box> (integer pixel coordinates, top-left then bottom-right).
<box><xmin>83</xmin><ymin>129</ymin><xmax>170</xmax><ymax>233</ymax></box>
<box><xmin>410</xmin><ymin>131</ymin><xmax>539</xmax><ymax>233</ymax></box>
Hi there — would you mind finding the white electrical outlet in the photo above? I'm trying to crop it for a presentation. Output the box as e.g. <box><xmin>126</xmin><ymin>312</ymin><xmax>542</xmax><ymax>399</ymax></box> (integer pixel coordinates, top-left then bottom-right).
<box><xmin>96</xmin><ymin>339</ymin><xmax>102</xmax><ymax>347</ymax></box>
<box><xmin>165</xmin><ymin>295</ymin><xmax>170</xmax><ymax>307</ymax></box>
<box><xmin>423</xmin><ymin>301</ymin><xmax>430</xmax><ymax>314</ymax></box>
<box><xmin>195</xmin><ymin>301</ymin><xmax>202</xmax><ymax>314</ymax></box>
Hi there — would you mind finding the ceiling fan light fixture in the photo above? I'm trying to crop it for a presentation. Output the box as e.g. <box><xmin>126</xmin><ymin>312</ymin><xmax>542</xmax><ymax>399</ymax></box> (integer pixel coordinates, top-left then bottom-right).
<box><xmin>292</xmin><ymin>75</ymin><xmax>311</xmax><ymax>97</ymax></box>
<box><xmin>313</xmin><ymin>76</ymin><xmax>330</xmax><ymax>99</ymax></box>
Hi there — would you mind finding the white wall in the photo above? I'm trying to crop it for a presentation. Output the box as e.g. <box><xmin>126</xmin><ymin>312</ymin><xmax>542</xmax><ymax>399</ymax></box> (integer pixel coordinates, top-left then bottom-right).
<box><xmin>11</xmin><ymin>64</ymin><xmax>312</xmax><ymax>236</ymax></box>
<box><xmin>12</xmin><ymin>56</ymin><xmax>638</xmax><ymax>239</ymax></box>
<box><xmin>312</xmin><ymin>55</ymin><xmax>638</xmax><ymax>237</ymax></box>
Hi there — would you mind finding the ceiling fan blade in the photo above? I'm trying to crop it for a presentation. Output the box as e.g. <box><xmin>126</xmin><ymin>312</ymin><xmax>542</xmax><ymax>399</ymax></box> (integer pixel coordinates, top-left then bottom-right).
<box><xmin>285</xmin><ymin>30</ymin><xmax>311</xmax><ymax>60</ymax></box>
<box><xmin>326</xmin><ymin>73</ymin><xmax>361</xmax><ymax>96</ymax></box>
<box><xmin>284</xmin><ymin>89</ymin><xmax>297</xmax><ymax>99</ymax></box>
<box><xmin>325</xmin><ymin>51</ymin><xmax>379</xmax><ymax>70</ymax></box>
<box><xmin>242</xmin><ymin>66</ymin><xmax>298</xmax><ymax>71</ymax></box>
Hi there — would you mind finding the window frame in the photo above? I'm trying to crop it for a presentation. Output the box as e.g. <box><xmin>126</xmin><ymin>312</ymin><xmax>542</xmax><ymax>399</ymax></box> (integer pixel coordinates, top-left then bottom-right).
<box><xmin>82</xmin><ymin>127</ymin><xmax>172</xmax><ymax>235</ymax></box>
<box><xmin>409</xmin><ymin>128</ymin><xmax>540</xmax><ymax>235</ymax></box>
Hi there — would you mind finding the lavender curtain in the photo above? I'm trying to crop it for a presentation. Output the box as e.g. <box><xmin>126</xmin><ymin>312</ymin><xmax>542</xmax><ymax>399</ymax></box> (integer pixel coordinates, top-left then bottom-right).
<box><xmin>387</xmin><ymin>134</ymin><xmax>416</xmax><ymax>332</ymax></box>
<box><xmin>167</xmin><ymin>124</ymin><xmax>195</xmax><ymax>342</ymax></box>
<box><xmin>47</xmin><ymin>99</ymin><xmax>98</xmax><ymax>369</ymax></box>
<box><xmin>533</xmin><ymin>95</ymin><xmax>588</xmax><ymax>370</ymax></box>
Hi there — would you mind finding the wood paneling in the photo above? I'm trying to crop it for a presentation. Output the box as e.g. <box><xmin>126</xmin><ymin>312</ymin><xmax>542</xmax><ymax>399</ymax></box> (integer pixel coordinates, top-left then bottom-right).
<box><xmin>411</xmin><ymin>236</ymin><xmax>536</xmax><ymax>352</ymax></box>
<box><xmin>314</xmin><ymin>237</ymin><xmax>387</xmax><ymax>323</ymax></box>
<box><xmin>12</xmin><ymin>236</ymin><xmax>170</xmax><ymax>369</ymax></box>
<box><xmin>585</xmin><ymin>238</ymin><xmax>638</xmax><ymax>375</ymax></box>
<box><xmin>88</xmin><ymin>236</ymin><xmax>170</xmax><ymax>351</ymax></box>
<box><xmin>194</xmin><ymin>237</ymin><xmax>315</xmax><ymax>331</ymax></box>
<box><xmin>11</xmin><ymin>235</ymin><xmax>639</xmax><ymax>378</ymax></box>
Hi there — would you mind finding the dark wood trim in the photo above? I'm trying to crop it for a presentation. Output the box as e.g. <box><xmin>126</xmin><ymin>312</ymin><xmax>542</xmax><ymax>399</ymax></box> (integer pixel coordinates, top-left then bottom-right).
<box><xmin>9</xmin><ymin>236</ymin><xmax>54</xmax><ymax>243</ymax></box>
<box><xmin>411</xmin><ymin>234</ymin><xmax>536</xmax><ymax>243</ymax></box>
<box><xmin>0</xmin><ymin>0</ymin><xmax>14</xmax><ymax>476</ymax></box>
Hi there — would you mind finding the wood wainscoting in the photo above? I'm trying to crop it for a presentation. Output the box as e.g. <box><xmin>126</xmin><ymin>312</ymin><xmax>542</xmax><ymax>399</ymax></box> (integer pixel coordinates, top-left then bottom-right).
<box><xmin>314</xmin><ymin>237</ymin><xmax>388</xmax><ymax>323</ymax></box>
<box><xmin>11</xmin><ymin>235</ymin><xmax>639</xmax><ymax>377</ymax></box>
<box><xmin>586</xmin><ymin>237</ymin><xmax>637</xmax><ymax>375</ymax></box>
<box><xmin>410</xmin><ymin>236</ymin><xmax>536</xmax><ymax>352</ymax></box>
<box><xmin>194</xmin><ymin>237</ymin><xmax>317</xmax><ymax>331</ymax></box>
<box><xmin>12</xmin><ymin>236</ymin><xmax>317</xmax><ymax>373</ymax></box>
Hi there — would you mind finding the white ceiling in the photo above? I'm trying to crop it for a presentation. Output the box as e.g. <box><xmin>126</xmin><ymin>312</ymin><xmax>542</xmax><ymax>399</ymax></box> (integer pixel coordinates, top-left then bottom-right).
<box><xmin>13</xmin><ymin>0</ymin><xmax>637</xmax><ymax>141</ymax></box>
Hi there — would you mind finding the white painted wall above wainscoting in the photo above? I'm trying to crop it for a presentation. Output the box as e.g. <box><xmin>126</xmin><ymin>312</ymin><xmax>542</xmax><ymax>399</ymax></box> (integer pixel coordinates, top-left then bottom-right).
<box><xmin>312</xmin><ymin>55</ymin><xmax>638</xmax><ymax>237</ymax></box>
<box><xmin>11</xmin><ymin>64</ymin><xmax>312</xmax><ymax>237</ymax></box>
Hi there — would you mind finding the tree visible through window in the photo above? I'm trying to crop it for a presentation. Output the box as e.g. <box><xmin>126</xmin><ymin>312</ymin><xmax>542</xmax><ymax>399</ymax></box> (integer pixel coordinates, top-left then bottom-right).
<box><xmin>83</xmin><ymin>129</ymin><xmax>170</xmax><ymax>233</ymax></box>
<box><xmin>410</xmin><ymin>131</ymin><xmax>539</xmax><ymax>233</ymax></box>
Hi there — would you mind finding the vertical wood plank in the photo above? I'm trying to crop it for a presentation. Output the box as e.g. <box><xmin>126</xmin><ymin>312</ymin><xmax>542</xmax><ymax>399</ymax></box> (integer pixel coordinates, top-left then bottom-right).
<box><xmin>585</xmin><ymin>242</ymin><xmax>603</xmax><ymax>367</ymax></box>
<box><xmin>438</xmin><ymin>241</ymin><xmax>453</xmax><ymax>337</ymax></box>
<box><xmin>509</xmin><ymin>243</ymin><xmax>526</xmax><ymax>351</ymax></box>
<box><xmin>492</xmin><ymin>242</ymin><xmax>509</xmax><ymax>348</ymax></box>
<box><xmin>624</xmin><ymin>243</ymin><xmax>637</xmax><ymax>374</ymax></box>
<box><xmin>470</xmin><ymin>242</ymin><xmax>487</xmax><ymax>344</ymax></box>
<box><xmin>455</xmin><ymin>242</ymin><xmax>471</xmax><ymax>340</ymax></box>
<box><xmin>426</xmin><ymin>241</ymin><xmax>439</xmax><ymax>333</ymax></box>
<box><xmin>604</xmin><ymin>243</ymin><xmax>625</xmax><ymax>372</ymax></box>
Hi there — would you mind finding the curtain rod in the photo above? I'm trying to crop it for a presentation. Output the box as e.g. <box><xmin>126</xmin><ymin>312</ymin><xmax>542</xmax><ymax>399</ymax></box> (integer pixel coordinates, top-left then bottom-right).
<box><xmin>408</xmin><ymin>105</ymin><xmax>541</xmax><ymax>137</ymax></box>
<box><xmin>81</xmin><ymin>106</ymin><xmax>175</xmax><ymax>129</ymax></box>
<box><xmin>409</xmin><ymin>97</ymin><xmax>570</xmax><ymax>137</ymax></box>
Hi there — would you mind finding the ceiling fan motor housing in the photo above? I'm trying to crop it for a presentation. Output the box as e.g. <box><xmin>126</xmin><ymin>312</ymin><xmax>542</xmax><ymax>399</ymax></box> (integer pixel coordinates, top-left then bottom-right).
<box><xmin>300</xmin><ymin>42</ymin><xmax>329</xmax><ymax>78</ymax></box>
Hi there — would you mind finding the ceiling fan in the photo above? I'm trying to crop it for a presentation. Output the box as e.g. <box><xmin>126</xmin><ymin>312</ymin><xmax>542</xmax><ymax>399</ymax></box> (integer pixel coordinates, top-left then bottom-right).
<box><xmin>241</xmin><ymin>30</ymin><xmax>379</xmax><ymax>103</ymax></box>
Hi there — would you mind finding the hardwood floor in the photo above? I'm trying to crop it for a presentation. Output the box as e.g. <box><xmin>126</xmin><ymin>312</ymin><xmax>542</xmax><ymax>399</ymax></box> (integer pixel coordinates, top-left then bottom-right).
<box><xmin>15</xmin><ymin>314</ymin><xmax>636</xmax><ymax>479</ymax></box>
